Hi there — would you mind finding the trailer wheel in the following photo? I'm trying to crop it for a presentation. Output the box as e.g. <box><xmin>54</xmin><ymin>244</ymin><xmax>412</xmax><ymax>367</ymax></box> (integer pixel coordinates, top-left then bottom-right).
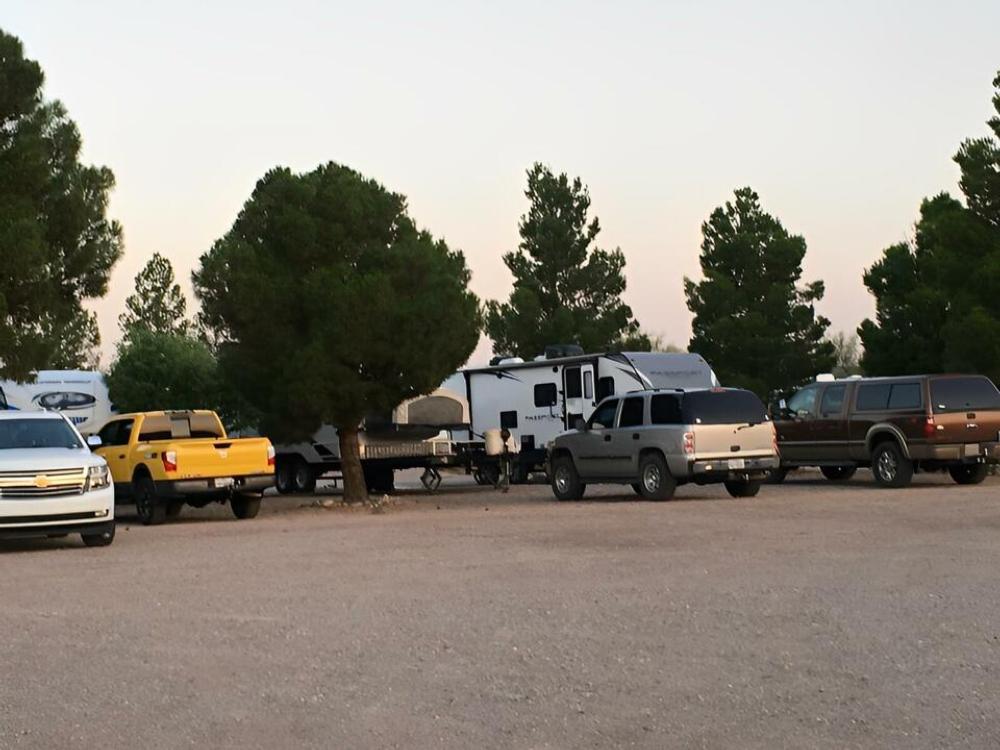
<box><xmin>293</xmin><ymin>460</ymin><xmax>316</xmax><ymax>493</ymax></box>
<box><xmin>275</xmin><ymin>458</ymin><xmax>296</xmax><ymax>495</ymax></box>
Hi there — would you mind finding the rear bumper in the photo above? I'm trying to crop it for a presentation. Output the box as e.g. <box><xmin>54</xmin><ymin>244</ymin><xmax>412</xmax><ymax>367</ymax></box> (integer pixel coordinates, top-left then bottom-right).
<box><xmin>688</xmin><ymin>455</ymin><xmax>779</xmax><ymax>481</ymax></box>
<box><xmin>0</xmin><ymin>485</ymin><xmax>115</xmax><ymax>537</ymax></box>
<box><xmin>909</xmin><ymin>442</ymin><xmax>1000</xmax><ymax>462</ymax></box>
<box><xmin>155</xmin><ymin>473</ymin><xmax>274</xmax><ymax>497</ymax></box>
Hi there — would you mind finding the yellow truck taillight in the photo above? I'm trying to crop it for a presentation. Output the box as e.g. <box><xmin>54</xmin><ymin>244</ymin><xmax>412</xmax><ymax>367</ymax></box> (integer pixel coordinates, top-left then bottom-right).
<box><xmin>162</xmin><ymin>450</ymin><xmax>178</xmax><ymax>472</ymax></box>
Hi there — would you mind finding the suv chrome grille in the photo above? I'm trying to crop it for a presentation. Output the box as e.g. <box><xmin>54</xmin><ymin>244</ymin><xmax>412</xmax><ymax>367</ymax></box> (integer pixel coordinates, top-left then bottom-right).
<box><xmin>0</xmin><ymin>468</ymin><xmax>87</xmax><ymax>498</ymax></box>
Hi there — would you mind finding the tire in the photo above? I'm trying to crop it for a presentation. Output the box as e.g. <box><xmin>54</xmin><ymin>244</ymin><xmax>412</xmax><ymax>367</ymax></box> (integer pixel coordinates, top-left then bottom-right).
<box><xmin>871</xmin><ymin>441</ymin><xmax>913</xmax><ymax>488</ymax></box>
<box><xmin>81</xmin><ymin>524</ymin><xmax>115</xmax><ymax>547</ymax></box>
<box><xmin>133</xmin><ymin>475</ymin><xmax>167</xmax><ymax>525</ymax></box>
<box><xmin>166</xmin><ymin>500</ymin><xmax>184</xmax><ymax>519</ymax></box>
<box><xmin>293</xmin><ymin>460</ymin><xmax>316</xmax><ymax>494</ymax></box>
<box><xmin>820</xmin><ymin>465</ymin><xmax>857</xmax><ymax>482</ymax></box>
<box><xmin>275</xmin><ymin>458</ymin><xmax>296</xmax><ymax>495</ymax></box>
<box><xmin>231</xmin><ymin>494</ymin><xmax>262</xmax><ymax>519</ymax></box>
<box><xmin>949</xmin><ymin>463</ymin><xmax>988</xmax><ymax>485</ymax></box>
<box><xmin>637</xmin><ymin>452</ymin><xmax>676</xmax><ymax>501</ymax></box>
<box><xmin>767</xmin><ymin>467</ymin><xmax>789</xmax><ymax>484</ymax></box>
<box><xmin>725</xmin><ymin>479</ymin><xmax>761</xmax><ymax>498</ymax></box>
<box><xmin>550</xmin><ymin>455</ymin><xmax>585</xmax><ymax>501</ymax></box>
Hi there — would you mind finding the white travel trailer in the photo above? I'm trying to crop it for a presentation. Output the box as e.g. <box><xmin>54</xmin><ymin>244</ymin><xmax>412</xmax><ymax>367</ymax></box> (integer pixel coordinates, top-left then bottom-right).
<box><xmin>458</xmin><ymin>351</ymin><xmax>719</xmax><ymax>480</ymax></box>
<box><xmin>0</xmin><ymin>370</ymin><xmax>114</xmax><ymax>435</ymax></box>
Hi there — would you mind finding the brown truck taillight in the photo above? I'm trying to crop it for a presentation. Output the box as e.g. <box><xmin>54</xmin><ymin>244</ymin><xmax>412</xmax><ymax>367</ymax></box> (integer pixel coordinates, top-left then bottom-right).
<box><xmin>683</xmin><ymin>431</ymin><xmax>696</xmax><ymax>457</ymax></box>
<box><xmin>267</xmin><ymin>444</ymin><xmax>275</xmax><ymax>467</ymax></box>
<box><xmin>162</xmin><ymin>450</ymin><xmax>178</xmax><ymax>473</ymax></box>
<box><xmin>923</xmin><ymin>416</ymin><xmax>937</xmax><ymax>439</ymax></box>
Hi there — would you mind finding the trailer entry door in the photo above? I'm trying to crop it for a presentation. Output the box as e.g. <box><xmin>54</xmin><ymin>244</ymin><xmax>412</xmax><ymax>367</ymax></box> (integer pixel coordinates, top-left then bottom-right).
<box><xmin>563</xmin><ymin>364</ymin><xmax>595</xmax><ymax>429</ymax></box>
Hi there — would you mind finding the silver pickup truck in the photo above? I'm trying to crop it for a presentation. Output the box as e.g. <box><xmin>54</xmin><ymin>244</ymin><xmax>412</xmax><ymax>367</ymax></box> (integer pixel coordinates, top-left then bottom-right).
<box><xmin>548</xmin><ymin>388</ymin><xmax>779</xmax><ymax>501</ymax></box>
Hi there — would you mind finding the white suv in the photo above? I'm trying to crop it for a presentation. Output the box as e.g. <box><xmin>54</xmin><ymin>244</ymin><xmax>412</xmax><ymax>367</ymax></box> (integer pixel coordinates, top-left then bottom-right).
<box><xmin>0</xmin><ymin>411</ymin><xmax>115</xmax><ymax>547</ymax></box>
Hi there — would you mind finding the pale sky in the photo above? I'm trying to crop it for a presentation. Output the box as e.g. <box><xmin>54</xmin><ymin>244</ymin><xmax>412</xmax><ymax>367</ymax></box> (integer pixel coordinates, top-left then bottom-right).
<box><xmin>5</xmin><ymin>0</ymin><xmax>1000</xmax><ymax>367</ymax></box>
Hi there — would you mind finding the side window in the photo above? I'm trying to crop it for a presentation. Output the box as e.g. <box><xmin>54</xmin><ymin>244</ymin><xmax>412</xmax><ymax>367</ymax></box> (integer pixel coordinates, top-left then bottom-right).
<box><xmin>97</xmin><ymin>420</ymin><xmax>121</xmax><ymax>446</ymax></box>
<box><xmin>820</xmin><ymin>385</ymin><xmax>846</xmax><ymax>416</ymax></box>
<box><xmin>787</xmin><ymin>386</ymin><xmax>819</xmax><ymax>416</ymax></box>
<box><xmin>565</xmin><ymin>368</ymin><xmax>582</xmax><ymax>399</ymax></box>
<box><xmin>618</xmin><ymin>397</ymin><xmax>645</xmax><ymax>428</ymax></box>
<box><xmin>534</xmin><ymin>383</ymin><xmax>558</xmax><ymax>408</ymax></box>
<box><xmin>588</xmin><ymin>399</ymin><xmax>619</xmax><ymax>429</ymax></box>
<box><xmin>856</xmin><ymin>383</ymin><xmax>891</xmax><ymax>411</ymax></box>
<box><xmin>597</xmin><ymin>377</ymin><xmax>615</xmax><ymax>401</ymax></box>
<box><xmin>583</xmin><ymin>371</ymin><xmax>593</xmax><ymax>400</ymax></box>
<box><xmin>500</xmin><ymin>411</ymin><xmax>518</xmax><ymax>430</ymax></box>
<box><xmin>651</xmin><ymin>395</ymin><xmax>683</xmax><ymax>424</ymax></box>
<box><xmin>888</xmin><ymin>383</ymin><xmax>922</xmax><ymax>410</ymax></box>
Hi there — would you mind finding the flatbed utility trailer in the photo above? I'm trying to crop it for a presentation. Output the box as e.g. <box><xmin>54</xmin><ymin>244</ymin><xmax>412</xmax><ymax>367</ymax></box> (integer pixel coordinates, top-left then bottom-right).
<box><xmin>273</xmin><ymin>389</ymin><xmax>469</xmax><ymax>494</ymax></box>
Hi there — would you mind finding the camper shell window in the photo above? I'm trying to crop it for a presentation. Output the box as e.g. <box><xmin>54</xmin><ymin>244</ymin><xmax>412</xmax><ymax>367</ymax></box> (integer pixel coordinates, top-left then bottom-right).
<box><xmin>139</xmin><ymin>413</ymin><xmax>224</xmax><ymax>441</ymax></box>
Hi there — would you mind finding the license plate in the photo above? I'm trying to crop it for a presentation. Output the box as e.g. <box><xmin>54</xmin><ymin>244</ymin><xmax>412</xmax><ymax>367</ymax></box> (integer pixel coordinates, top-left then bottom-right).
<box><xmin>964</xmin><ymin>444</ymin><xmax>980</xmax><ymax>457</ymax></box>
<box><xmin>213</xmin><ymin>477</ymin><xmax>235</xmax><ymax>488</ymax></box>
<box><xmin>728</xmin><ymin>458</ymin><xmax>746</xmax><ymax>470</ymax></box>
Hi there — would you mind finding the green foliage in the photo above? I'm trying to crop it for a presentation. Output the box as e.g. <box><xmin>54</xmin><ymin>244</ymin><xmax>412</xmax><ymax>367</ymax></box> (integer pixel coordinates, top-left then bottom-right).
<box><xmin>193</xmin><ymin>163</ymin><xmax>480</xmax><ymax>499</ymax></box>
<box><xmin>0</xmin><ymin>29</ymin><xmax>122</xmax><ymax>378</ymax></box>
<box><xmin>484</xmin><ymin>163</ymin><xmax>642</xmax><ymax>358</ymax></box>
<box><xmin>120</xmin><ymin>253</ymin><xmax>189</xmax><ymax>338</ymax></box>
<box><xmin>860</xmin><ymin>71</ymin><xmax>1000</xmax><ymax>383</ymax></box>
<box><xmin>684</xmin><ymin>187</ymin><xmax>835</xmax><ymax>397</ymax></box>
<box><xmin>106</xmin><ymin>330</ymin><xmax>220</xmax><ymax>414</ymax></box>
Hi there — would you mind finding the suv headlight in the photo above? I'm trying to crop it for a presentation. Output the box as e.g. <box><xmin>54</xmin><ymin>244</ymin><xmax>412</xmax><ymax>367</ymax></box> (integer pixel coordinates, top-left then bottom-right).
<box><xmin>86</xmin><ymin>465</ymin><xmax>111</xmax><ymax>491</ymax></box>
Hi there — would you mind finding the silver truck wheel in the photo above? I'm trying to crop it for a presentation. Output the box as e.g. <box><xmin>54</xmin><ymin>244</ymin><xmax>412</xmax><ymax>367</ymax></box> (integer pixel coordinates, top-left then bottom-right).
<box><xmin>637</xmin><ymin>453</ymin><xmax>676</xmax><ymax>501</ymax></box>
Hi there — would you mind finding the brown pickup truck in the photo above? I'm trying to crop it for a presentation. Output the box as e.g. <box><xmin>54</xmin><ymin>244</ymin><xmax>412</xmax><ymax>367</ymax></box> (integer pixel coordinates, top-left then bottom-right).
<box><xmin>772</xmin><ymin>374</ymin><xmax>1000</xmax><ymax>488</ymax></box>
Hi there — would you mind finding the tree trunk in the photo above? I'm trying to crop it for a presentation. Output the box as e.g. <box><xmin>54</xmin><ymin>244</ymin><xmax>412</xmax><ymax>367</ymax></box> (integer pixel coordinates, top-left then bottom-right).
<box><xmin>338</xmin><ymin>425</ymin><xmax>369</xmax><ymax>504</ymax></box>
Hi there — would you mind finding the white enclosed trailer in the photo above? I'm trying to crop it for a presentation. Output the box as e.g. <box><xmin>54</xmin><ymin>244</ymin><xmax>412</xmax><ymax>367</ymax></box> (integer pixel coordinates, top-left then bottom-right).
<box><xmin>0</xmin><ymin>370</ymin><xmax>114</xmax><ymax>435</ymax></box>
<box><xmin>458</xmin><ymin>351</ymin><xmax>718</xmax><ymax>481</ymax></box>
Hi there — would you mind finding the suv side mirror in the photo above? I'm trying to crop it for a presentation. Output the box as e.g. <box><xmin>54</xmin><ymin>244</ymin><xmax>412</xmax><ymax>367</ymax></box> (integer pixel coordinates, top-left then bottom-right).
<box><xmin>573</xmin><ymin>417</ymin><xmax>587</xmax><ymax>431</ymax></box>
<box><xmin>86</xmin><ymin>435</ymin><xmax>102</xmax><ymax>448</ymax></box>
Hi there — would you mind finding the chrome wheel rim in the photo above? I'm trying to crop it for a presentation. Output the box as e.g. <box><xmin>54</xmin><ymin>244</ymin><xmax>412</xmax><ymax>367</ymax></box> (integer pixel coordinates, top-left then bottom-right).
<box><xmin>877</xmin><ymin>451</ymin><xmax>897</xmax><ymax>481</ymax></box>
<box><xmin>643</xmin><ymin>464</ymin><xmax>661</xmax><ymax>492</ymax></box>
<box><xmin>554</xmin><ymin>466</ymin><xmax>571</xmax><ymax>493</ymax></box>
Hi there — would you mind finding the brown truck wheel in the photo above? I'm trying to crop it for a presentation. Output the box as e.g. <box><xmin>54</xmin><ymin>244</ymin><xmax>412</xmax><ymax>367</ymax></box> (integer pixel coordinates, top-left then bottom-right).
<box><xmin>133</xmin><ymin>475</ymin><xmax>167</xmax><ymax>525</ymax></box>
<box><xmin>820</xmin><ymin>465</ymin><xmax>857</xmax><ymax>482</ymax></box>
<box><xmin>949</xmin><ymin>463</ymin><xmax>988</xmax><ymax>485</ymax></box>
<box><xmin>871</xmin><ymin>441</ymin><xmax>913</xmax><ymax>488</ymax></box>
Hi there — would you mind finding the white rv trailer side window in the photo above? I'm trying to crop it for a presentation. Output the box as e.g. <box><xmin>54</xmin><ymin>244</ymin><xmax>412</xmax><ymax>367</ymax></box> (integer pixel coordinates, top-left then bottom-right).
<box><xmin>583</xmin><ymin>371</ymin><xmax>593</xmax><ymax>400</ymax></box>
<box><xmin>534</xmin><ymin>383</ymin><xmax>558</xmax><ymax>407</ymax></box>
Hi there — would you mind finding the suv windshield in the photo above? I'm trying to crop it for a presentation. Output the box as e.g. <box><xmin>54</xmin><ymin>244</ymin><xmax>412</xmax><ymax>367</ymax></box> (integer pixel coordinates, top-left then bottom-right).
<box><xmin>0</xmin><ymin>418</ymin><xmax>83</xmax><ymax>450</ymax></box>
<box><xmin>930</xmin><ymin>377</ymin><xmax>1000</xmax><ymax>413</ymax></box>
<box><xmin>682</xmin><ymin>390</ymin><xmax>767</xmax><ymax>425</ymax></box>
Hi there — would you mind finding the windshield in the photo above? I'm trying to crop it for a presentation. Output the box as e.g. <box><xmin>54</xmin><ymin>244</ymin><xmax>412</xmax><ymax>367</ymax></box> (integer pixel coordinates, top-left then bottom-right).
<box><xmin>681</xmin><ymin>390</ymin><xmax>767</xmax><ymax>425</ymax></box>
<box><xmin>0</xmin><ymin>418</ymin><xmax>83</xmax><ymax>450</ymax></box>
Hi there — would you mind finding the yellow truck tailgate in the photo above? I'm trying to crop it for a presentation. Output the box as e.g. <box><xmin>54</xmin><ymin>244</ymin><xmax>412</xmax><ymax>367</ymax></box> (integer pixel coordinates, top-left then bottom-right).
<box><xmin>162</xmin><ymin>437</ymin><xmax>273</xmax><ymax>480</ymax></box>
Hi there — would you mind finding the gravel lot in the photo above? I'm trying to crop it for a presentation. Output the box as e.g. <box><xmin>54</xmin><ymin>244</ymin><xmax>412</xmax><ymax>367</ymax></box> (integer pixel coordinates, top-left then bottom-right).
<box><xmin>2</xmin><ymin>470</ymin><xmax>999</xmax><ymax>749</ymax></box>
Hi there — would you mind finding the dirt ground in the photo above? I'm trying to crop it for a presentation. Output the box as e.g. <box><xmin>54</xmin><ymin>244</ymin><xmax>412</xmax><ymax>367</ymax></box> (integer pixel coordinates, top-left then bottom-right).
<box><xmin>2</xmin><ymin>469</ymin><xmax>999</xmax><ymax>749</ymax></box>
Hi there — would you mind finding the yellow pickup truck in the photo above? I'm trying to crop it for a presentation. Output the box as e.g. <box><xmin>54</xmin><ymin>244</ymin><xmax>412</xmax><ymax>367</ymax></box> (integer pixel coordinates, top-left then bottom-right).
<box><xmin>93</xmin><ymin>410</ymin><xmax>275</xmax><ymax>525</ymax></box>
